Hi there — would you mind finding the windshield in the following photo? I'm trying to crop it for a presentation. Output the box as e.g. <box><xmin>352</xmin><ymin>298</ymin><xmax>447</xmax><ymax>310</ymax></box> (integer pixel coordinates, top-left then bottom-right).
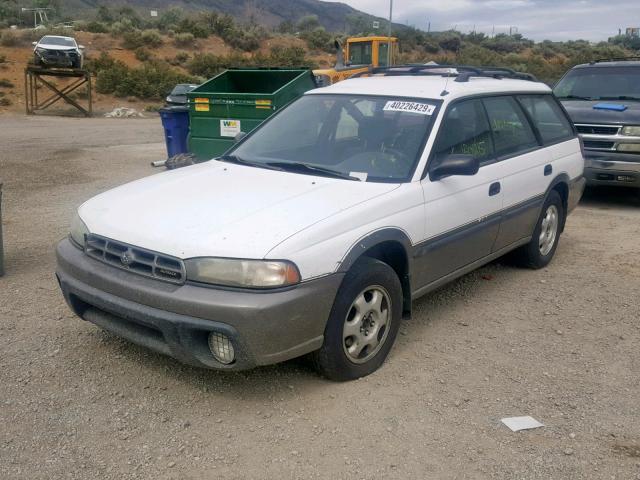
<box><xmin>229</xmin><ymin>94</ymin><xmax>439</xmax><ymax>182</ymax></box>
<box><xmin>40</xmin><ymin>36</ymin><xmax>76</xmax><ymax>47</ymax></box>
<box><xmin>554</xmin><ymin>66</ymin><xmax>640</xmax><ymax>100</ymax></box>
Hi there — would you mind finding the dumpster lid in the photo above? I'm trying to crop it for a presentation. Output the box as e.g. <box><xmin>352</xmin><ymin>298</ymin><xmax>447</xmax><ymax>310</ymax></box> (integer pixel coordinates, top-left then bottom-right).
<box><xmin>160</xmin><ymin>105</ymin><xmax>189</xmax><ymax>113</ymax></box>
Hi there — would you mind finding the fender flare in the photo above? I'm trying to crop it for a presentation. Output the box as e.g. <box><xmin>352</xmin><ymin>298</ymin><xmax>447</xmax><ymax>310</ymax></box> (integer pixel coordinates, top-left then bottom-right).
<box><xmin>337</xmin><ymin>227</ymin><xmax>414</xmax><ymax>274</ymax></box>
<box><xmin>542</xmin><ymin>173</ymin><xmax>571</xmax><ymax>230</ymax></box>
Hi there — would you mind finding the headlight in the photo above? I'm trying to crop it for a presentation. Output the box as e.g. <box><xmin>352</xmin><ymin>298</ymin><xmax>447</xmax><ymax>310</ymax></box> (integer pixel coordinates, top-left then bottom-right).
<box><xmin>185</xmin><ymin>258</ymin><xmax>301</xmax><ymax>288</ymax></box>
<box><xmin>69</xmin><ymin>212</ymin><xmax>89</xmax><ymax>248</ymax></box>
<box><xmin>35</xmin><ymin>47</ymin><xmax>47</xmax><ymax>55</ymax></box>
<box><xmin>617</xmin><ymin>143</ymin><xmax>640</xmax><ymax>153</ymax></box>
<box><xmin>621</xmin><ymin>126</ymin><xmax>640</xmax><ymax>136</ymax></box>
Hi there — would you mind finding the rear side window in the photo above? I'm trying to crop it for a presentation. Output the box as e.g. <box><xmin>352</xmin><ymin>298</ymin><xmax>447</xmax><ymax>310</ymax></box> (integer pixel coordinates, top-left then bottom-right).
<box><xmin>483</xmin><ymin>96</ymin><xmax>539</xmax><ymax>158</ymax></box>
<box><xmin>432</xmin><ymin>99</ymin><xmax>494</xmax><ymax>163</ymax></box>
<box><xmin>518</xmin><ymin>95</ymin><xmax>574</xmax><ymax>144</ymax></box>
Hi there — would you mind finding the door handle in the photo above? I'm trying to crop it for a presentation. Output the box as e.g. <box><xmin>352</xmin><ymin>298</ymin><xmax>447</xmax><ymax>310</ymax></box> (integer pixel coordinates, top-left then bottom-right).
<box><xmin>489</xmin><ymin>182</ymin><xmax>501</xmax><ymax>196</ymax></box>
<box><xmin>544</xmin><ymin>164</ymin><xmax>553</xmax><ymax>176</ymax></box>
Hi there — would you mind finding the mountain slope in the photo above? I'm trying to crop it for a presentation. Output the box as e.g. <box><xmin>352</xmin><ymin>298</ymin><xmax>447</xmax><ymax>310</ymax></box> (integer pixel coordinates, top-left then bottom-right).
<box><xmin>62</xmin><ymin>0</ymin><xmax>394</xmax><ymax>33</ymax></box>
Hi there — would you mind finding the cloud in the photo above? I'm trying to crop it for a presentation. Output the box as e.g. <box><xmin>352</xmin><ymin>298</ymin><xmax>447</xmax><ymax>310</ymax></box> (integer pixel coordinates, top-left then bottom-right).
<box><xmin>337</xmin><ymin>0</ymin><xmax>638</xmax><ymax>41</ymax></box>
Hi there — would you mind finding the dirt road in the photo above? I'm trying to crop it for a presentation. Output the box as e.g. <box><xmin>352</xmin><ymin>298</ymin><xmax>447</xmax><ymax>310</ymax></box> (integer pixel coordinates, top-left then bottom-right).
<box><xmin>1</xmin><ymin>114</ymin><xmax>639</xmax><ymax>479</ymax></box>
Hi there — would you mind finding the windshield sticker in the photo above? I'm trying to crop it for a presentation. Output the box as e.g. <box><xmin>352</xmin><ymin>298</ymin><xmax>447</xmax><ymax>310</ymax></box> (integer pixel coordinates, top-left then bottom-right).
<box><xmin>383</xmin><ymin>101</ymin><xmax>436</xmax><ymax>115</ymax></box>
<box><xmin>350</xmin><ymin>171</ymin><xmax>368</xmax><ymax>182</ymax></box>
<box><xmin>220</xmin><ymin>119</ymin><xmax>241</xmax><ymax>137</ymax></box>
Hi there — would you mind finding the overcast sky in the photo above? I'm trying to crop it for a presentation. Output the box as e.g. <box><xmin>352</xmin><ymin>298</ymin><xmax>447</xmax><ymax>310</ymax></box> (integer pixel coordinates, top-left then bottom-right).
<box><xmin>337</xmin><ymin>0</ymin><xmax>639</xmax><ymax>41</ymax></box>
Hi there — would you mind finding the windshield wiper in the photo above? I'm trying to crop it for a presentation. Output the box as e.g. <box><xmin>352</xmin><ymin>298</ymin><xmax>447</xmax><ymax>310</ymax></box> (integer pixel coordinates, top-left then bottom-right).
<box><xmin>594</xmin><ymin>95</ymin><xmax>640</xmax><ymax>101</ymax></box>
<box><xmin>217</xmin><ymin>155</ymin><xmax>284</xmax><ymax>172</ymax></box>
<box><xmin>265</xmin><ymin>161</ymin><xmax>359</xmax><ymax>181</ymax></box>
<box><xmin>555</xmin><ymin>94</ymin><xmax>594</xmax><ymax>100</ymax></box>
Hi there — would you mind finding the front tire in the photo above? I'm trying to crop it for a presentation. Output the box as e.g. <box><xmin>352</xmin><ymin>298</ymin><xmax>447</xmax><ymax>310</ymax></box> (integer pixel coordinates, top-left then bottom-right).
<box><xmin>312</xmin><ymin>257</ymin><xmax>403</xmax><ymax>381</ymax></box>
<box><xmin>515</xmin><ymin>190</ymin><xmax>564</xmax><ymax>269</ymax></box>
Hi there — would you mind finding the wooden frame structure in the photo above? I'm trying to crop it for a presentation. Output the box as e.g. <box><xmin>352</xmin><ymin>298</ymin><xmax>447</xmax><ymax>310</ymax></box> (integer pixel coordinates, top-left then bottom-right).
<box><xmin>25</xmin><ymin>66</ymin><xmax>92</xmax><ymax>117</ymax></box>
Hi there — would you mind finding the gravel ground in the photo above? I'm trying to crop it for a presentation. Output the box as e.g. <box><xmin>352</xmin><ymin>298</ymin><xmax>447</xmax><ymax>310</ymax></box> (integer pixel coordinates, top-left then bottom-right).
<box><xmin>1</xmin><ymin>114</ymin><xmax>639</xmax><ymax>480</ymax></box>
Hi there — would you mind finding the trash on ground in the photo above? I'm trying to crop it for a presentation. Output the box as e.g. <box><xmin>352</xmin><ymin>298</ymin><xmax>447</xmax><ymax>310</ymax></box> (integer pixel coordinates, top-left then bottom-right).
<box><xmin>105</xmin><ymin>107</ymin><xmax>144</xmax><ymax>118</ymax></box>
<box><xmin>501</xmin><ymin>416</ymin><xmax>544</xmax><ymax>432</ymax></box>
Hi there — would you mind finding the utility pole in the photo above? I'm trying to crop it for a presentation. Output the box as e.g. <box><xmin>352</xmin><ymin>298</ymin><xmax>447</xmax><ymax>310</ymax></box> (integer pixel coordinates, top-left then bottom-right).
<box><xmin>387</xmin><ymin>0</ymin><xmax>393</xmax><ymax>67</ymax></box>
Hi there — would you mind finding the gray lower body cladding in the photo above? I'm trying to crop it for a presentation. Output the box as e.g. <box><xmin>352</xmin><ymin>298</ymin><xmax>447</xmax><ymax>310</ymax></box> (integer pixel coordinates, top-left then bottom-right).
<box><xmin>56</xmin><ymin>238</ymin><xmax>343</xmax><ymax>370</ymax></box>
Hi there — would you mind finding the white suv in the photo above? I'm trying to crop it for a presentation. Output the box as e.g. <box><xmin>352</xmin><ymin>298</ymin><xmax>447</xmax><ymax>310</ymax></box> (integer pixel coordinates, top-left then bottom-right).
<box><xmin>56</xmin><ymin>66</ymin><xmax>585</xmax><ymax>381</ymax></box>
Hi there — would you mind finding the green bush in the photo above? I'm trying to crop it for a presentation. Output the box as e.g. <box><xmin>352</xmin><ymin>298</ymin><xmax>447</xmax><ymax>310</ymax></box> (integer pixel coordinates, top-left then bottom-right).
<box><xmin>141</xmin><ymin>29</ymin><xmax>163</xmax><ymax>47</ymax></box>
<box><xmin>186</xmin><ymin>47</ymin><xmax>314</xmax><ymax>78</ymax></box>
<box><xmin>168</xmin><ymin>51</ymin><xmax>191</xmax><ymax>66</ymax></box>
<box><xmin>0</xmin><ymin>97</ymin><xmax>11</xmax><ymax>106</ymax></box>
<box><xmin>95</xmin><ymin>56</ymin><xmax>195</xmax><ymax>99</ymax></box>
<box><xmin>122</xmin><ymin>29</ymin><xmax>143</xmax><ymax>49</ymax></box>
<box><xmin>438</xmin><ymin>33</ymin><xmax>462</xmax><ymax>52</ymax></box>
<box><xmin>225</xmin><ymin>28</ymin><xmax>262</xmax><ymax>52</ymax></box>
<box><xmin>85</xmin><ymin>21</ymin><xmax>110</xmax><ymax>33</ymax></box>
<box><xmin>122</xmin><ymin>29</ymin><xmax>163</xmax><ymax>49</ymax></box>
<box><xmin>0</xmin><ymin>53</ymin><xmax>6</xmax><ymax>64</ymax></box>
<box><xmin>111</xmin><ymin>19</ymin><xmax>135</xmax><ymax>36</ymax></box>
<box><xmin>134</xmin><ymin>47</ymin><xmax>152</xmax><ymax>61</ymax></box>
<box><xmin>174</xmin><ymin>32</ymin><xmax>195</xmax><ymax>47</ymax></box>
<box><xmin>301</xmin><ymin>27</ymin><xmax>333</xmax><ymax>52</ymax></box>
<box><xmin>268</xmin><ymin>46</ymin><xmax>309</xmax><ymax>67</ymax></box>
<box><xmin>176</xmin><ymin>18</ymin><xmax>209</xmax><ymax>39</ymax></box>
<box><xmin>0</xmin><ymin>78</ymin><xmax>14</xmax><ymax>88</ymax></box>
<box><xmin>0</xmin><ymin>30</ymin><xmax>19</xmax><ymax>47</ymax></box>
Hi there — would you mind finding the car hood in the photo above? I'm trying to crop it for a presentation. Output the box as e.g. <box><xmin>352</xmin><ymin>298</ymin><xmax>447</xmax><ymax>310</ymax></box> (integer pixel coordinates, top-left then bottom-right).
<box><xmin>36</xmin><ymin>44</ymin><xmax>78</xmax><ymax>51</ymax></box>
<box><xmin>79</xmin><ymin>161</ymin><xmax>399</xmax><ymax>260</ymax></box>
<box><xmin>560</xmin><ymin>99</ymin><xmax>640</xmax><ymax>124</ymax></box>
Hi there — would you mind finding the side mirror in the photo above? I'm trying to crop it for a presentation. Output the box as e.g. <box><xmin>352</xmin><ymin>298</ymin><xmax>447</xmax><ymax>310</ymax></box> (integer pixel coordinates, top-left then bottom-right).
<box><xmin>430</xmin><ymin>154</ymin><xmax>479</xmax><ymax>181</ymax></box>
<box><xmin>78</xmin><ymin>45</ymin><xmax>85</xmax><ymax>49</ymax></box>
<box><xmin>32</xmin><ymin>41</ymin><xmax>37</xmax><ymax>46</ymax></box>
<box><xmin>234</xmin><ymin>131</ymin><xmax>247</xmax><ymax>143</ymax></box>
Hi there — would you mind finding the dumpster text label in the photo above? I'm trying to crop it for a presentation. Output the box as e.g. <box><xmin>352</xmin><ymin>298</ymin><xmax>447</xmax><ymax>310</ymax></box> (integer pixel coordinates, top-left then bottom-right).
<box><xmin>220</xmin><ymin>119</ymin><xmax>241</xmax><ymax>137</ymax></box>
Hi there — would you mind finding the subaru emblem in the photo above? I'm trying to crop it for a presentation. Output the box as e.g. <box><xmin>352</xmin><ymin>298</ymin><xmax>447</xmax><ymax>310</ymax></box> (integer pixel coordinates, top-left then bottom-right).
<box><xmin>120</xmin><ymin>250</ymin><xmax>134</xmax><ymax>267</ymax></box>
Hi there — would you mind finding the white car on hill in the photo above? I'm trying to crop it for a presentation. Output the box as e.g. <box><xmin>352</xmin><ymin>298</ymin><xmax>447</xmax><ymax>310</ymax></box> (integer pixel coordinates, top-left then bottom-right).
<box><xmin>32</xmin><ymin>35</ymin><xmax>84</xmax><ymax>69</ymax></box>
<box><xmin>56</xmin><ymin>66</ymin><xmax>585</xmax><ymax>381</ymax></box>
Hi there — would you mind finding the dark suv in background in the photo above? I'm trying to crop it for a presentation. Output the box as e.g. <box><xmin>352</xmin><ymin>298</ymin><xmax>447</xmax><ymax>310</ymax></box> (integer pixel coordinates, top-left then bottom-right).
<box><xmin>554</xmin><ymin>59</ymin><xmax>640</xmax><ymax>190</ymax></box>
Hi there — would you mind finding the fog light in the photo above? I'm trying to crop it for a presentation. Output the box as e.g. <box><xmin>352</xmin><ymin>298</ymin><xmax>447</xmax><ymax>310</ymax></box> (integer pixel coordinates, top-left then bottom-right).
<box><xmin>208</xmin><ymin>332</ymin><xmax>235</xmax><ymax>364</ymax></box>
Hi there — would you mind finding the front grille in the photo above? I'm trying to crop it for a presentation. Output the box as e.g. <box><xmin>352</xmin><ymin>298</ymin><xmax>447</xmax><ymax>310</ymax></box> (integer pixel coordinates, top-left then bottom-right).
<box><xmin>575</xmin><ymin>124</ymin><xmax>621</xmax><ymax>135</ymax></box>
<box><xmin>583</xmin><ymin>140</ymin><xmax>615</xmax><ymax>150</ymax></box>
<box><xmin>85</xmin><ymin>234</ymin><xmax>186</xmax><ymax>284</ymax></box>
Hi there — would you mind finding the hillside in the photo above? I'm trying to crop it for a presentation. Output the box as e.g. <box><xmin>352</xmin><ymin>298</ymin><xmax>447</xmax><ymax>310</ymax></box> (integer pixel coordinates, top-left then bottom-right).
<box><xmin>58</xmin><ymin>0</ymin><xmax>397</xmax><ymax>33</ymax></box>
<box><xmin>1</xmin><ymin>3</ymin><xmax>638</xmax><ymax>116</ymax></box>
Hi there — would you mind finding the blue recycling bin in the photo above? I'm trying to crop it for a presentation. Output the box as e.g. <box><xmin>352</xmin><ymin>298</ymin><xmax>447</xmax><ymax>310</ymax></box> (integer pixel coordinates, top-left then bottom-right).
<box><xmin>159</xmin><ymin>106</ymin><xmax>190</xmax><ymax>158</ymax></box>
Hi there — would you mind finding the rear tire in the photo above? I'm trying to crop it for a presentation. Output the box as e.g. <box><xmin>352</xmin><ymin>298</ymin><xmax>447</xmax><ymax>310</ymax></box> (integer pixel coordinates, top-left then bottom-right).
<box><xmin>514</xmin><ymin>190</ymin><xmax>564</xmax><ymax>269</ymax></box>
<box><xmin>312</xmin><ymin>257</ymin><xmax>403</xmax><ymax>381</ymax></box>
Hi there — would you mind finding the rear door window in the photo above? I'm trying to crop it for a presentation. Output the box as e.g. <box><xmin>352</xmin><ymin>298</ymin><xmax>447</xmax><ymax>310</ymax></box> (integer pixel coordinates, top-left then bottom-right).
<box><xmin>432</xmin><ymin>99</ymin><xmax>494</xmax><ymax>164</ymax></box>
<box><xmin>518</xmin><ymin>95</ymin><xmax>574</xmax><ymax>144</ymax></box>
<box><xmin>482</xmin><ymin>96</ymin><xmax>539</xmax><ymax>158</ymax></box>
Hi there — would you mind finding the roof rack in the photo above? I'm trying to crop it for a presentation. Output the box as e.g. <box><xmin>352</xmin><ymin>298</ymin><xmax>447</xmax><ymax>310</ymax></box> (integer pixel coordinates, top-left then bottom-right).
<box><xmin>590</xmin><ymin>56</ymin><xmax>640</xmax><ymax>64</ymax></box>
<box><xmin>351</xmin><ymin>64</ymin><xmax>539</xmax><ymax>83</ymax></box>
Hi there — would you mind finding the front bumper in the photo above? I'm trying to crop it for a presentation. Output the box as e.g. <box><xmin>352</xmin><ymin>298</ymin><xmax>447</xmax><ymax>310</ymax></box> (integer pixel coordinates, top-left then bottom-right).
<box><xmin>56</xmin><ymin>238</ymin><xmax>342</xmax><ymax>370</ymax></box>
<box><xmin>35</xmin><ymin>50</ymin><xmax>79</xmax><ymax>68</ymax></box>
<box><xmin>584</xmin><ymin>152</ymin><xmax>640</xmax><ymax>188</ymax></box>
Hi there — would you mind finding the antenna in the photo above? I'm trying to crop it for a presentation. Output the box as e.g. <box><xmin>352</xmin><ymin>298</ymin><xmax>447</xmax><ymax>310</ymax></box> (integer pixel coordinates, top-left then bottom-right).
<box><xmin>440</xmin><ymin>72</ymin><xmax>451</xmax><ymax>96</ymax></box>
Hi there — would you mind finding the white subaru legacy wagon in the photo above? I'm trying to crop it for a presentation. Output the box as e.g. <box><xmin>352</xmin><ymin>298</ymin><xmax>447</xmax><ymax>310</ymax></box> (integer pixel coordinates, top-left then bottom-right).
<box><xmin>57</xmin><ymin>66</ymin><xmax>585</xmax><ymax>381</ymax></box>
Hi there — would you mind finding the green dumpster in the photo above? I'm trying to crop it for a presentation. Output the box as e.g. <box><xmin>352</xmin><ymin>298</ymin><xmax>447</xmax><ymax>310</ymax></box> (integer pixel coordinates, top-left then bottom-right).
<box><xmin>187</xmin><ymin>68</ymin><xmax>317</xmax><ymax>160</ymax></box>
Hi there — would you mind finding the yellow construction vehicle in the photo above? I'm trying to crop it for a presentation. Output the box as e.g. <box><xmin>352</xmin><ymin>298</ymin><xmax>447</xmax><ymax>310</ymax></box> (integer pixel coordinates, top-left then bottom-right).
<box><xmin>313</xmin><ymin>36</ymin><xmax>399</xmax><ymax>86</ymax></box>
